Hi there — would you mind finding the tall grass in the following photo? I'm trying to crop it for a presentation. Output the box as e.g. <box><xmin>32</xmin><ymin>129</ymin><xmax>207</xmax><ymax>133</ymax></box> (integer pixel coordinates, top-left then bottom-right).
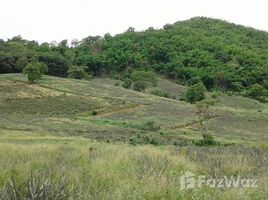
<box><xmin>0</xmin><ymin>170</ymin><xmax>80</xmax><ymax>200</ymax></box>
<box><xmin>0</xmin><ymin>136</ymin><xmax>267</xmax><ymax>199</ymax></box>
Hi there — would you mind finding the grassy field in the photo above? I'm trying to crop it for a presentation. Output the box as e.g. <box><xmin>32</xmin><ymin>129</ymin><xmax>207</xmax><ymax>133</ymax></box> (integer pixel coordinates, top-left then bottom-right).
<box><xmin>0</xmin><ymin>74</ymin><xmax>268</xmax><ymax>199</ymax></box>
<box><xmin>0</xmin><ymin>74</ymin><xmax>267</xmax><ymax>145</ymax></box>
<box><xmin>0</xmin><ymin>133</ymin><xmax>267</xmax><ymax>199</ymax></box>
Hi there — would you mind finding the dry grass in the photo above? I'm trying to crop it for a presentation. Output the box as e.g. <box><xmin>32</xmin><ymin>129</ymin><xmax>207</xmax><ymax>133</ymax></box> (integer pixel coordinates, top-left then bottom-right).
<box><xmin>0</xmin><ymin>134</ymin><xmax>267</xmax><ymax>199</ymax></box>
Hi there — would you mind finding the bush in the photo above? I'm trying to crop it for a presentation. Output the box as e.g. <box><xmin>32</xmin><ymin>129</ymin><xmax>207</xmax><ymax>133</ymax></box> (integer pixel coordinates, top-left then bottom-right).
<box><xmin>129</xmin><ymin>135</ymin><xmax>160</xmax><ymax>145</ymax></box>
<box><xmin>23</xmin><ymin>60</ymin><xmax>44</xmax><ymax>83</ymax></box>
<box><xmin>173</xmin><ymin>141</ymin><xmax>188</xmax><ymax>146</ymax></box>
<box><xmin>38</xmin><ymin>53</ymin><xmax>71</xmax><ymax>77</ymax></box>
<box><xmin>130</xmin><ymin>70</ymin><xmax>158</xmax><ymax>90</ymax></box>
<box><xmin>210</xmin><ymin>90</ymin><xmax>222</xmax><ymax>99</ymax></box>
<box><xmin>247</xmin><ymin>84</ymin><xmax>267</xmax><ymax>102</ymax></box>
<box><xmin>91</xmin><ymin>110</ymin><xmax>98</xmax><ymax>116</ymax></box>
<box><xmin>151</xmin><ymin>90</ymin><xmax>170</xmax><ymax>98</ymax></box>
<box><xmin>193</xmin><ymin>134</ymin><xmax>220</xmax><ymax>146</ymax></box>
<box><xmin>142</xmin><ymin>121</ymin><xmax>160</xmax><ymax>132</ymax></box>
<box><xmin>68</xmin><ymin>66</ymin><xmax>90</xmax><ymax>80</ymax></box>
<box><xmin>184</xmin><ymin>82</ymin><xmax>207</xmax><ymax>103</ymax></box>
<box><xmin>122</xmin><ymin>79</ymin><xmax>132</xmax><ymax>89</ymax></box>
<box><xmin>40</xmin><ymin>62</ymin><xmax>48</xmax><ymax>75</ymax></box>
<box><xmin>201</xmin><ymin>75</ymin><xmax>215</xmax><ymax>90</ymax></box>
<box><xmin>133</xmin><ymin>82</ymin><xmax>146</xmax><ymax>91</ymax></box>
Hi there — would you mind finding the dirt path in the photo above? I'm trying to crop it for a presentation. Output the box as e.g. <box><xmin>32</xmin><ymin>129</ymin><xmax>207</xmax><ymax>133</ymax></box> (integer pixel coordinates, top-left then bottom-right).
<box><xmin>95</xmin><ymin>104</ymin><xmax>145</xmax><ymax>117</ymax></box>
<box><xmin>169</xmin><ymin>115</ymin><xmax>218</xmax><ymax>130</ymax></box>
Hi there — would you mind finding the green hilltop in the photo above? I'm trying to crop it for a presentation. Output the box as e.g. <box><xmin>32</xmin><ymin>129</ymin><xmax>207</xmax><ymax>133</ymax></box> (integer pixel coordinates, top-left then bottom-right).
<box><xmin>1</xmin><ymin>17</ymin><xmax>268</xmax><ymax>101</ymax></box>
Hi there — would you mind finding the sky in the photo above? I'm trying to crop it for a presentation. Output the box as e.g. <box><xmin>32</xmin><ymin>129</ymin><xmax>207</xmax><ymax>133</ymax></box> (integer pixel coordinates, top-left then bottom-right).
<box><xmin>1</xmin><ymin>0</ymin><xmax>268</xmax><ymax>43</ymax></box>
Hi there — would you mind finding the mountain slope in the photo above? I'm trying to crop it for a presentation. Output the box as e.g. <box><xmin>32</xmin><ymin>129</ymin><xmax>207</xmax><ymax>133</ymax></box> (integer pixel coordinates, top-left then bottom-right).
<box><xmin>1</xmin><ymin>17</ymin><xmax>268</xmax><ymax>100</ymax></box>
<box><xmin>86</xmin><ymin>17</ymin><xmax>268</xmax><ymax>92</ymax></box>
<box><xmin>0</xmin><ymin>74</ymin><xmax>267</xmax><ymax>146</ymax></box>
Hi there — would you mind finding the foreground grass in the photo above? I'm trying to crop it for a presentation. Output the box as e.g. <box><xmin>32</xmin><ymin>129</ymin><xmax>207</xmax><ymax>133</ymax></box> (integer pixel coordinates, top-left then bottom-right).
<box><xmin>0</xmin><ymin>134</ymin><xmax>267</xmax><ymax>200</ymax></box>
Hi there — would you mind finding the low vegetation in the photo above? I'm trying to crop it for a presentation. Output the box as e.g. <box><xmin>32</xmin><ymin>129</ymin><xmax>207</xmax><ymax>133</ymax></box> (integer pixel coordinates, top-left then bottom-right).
<box><xmin>150</xmin><ymin>89</ymin><xmax>170</xmax><ymax>98</ymax></box>
<box><xmin>0</xmin><ymin>135</ymin><xmax>267</xmax><ymax>200</ymax></box>
<box><xmin>0</xmin><ymin>74</ymin><xmax>267</xmax><ymax>146</ymax></box>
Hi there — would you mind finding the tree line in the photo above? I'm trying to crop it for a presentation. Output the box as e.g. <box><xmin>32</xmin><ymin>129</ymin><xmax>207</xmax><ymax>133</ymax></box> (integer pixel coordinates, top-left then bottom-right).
<box><xmin>0</xmin><ymin>17</ymin><xmax>267</xmax><ymax>101</ymax></box>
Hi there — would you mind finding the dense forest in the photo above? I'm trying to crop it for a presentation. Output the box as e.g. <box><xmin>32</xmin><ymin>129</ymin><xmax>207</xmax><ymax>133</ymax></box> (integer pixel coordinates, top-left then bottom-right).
<box><xmin>0</xmin><ymin>17</ymin><xmax>267</xmax><ymax>99</ymax></box>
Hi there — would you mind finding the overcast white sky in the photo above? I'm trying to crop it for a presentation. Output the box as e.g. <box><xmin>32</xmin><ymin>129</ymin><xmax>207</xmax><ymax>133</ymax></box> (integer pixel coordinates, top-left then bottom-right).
<box><xmin>1</xmin><ymin>0</ymin><xmax>267</xmax><ymax>43</ymax></box>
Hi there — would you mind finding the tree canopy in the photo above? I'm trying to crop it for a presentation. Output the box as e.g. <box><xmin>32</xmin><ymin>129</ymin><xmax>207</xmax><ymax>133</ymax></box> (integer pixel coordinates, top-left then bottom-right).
<box><xmin>23</xmin><ymin>60</ymin><xmax>46</xmax><ymax>83</ymax></box>
<box><xmin>0</xmin><ymin>17</ymin><xmax>267</xmax><ymax>101</ymax></box>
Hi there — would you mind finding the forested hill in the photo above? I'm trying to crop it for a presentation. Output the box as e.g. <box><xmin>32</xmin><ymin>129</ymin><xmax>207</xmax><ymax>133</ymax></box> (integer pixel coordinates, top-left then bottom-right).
<box><xmin>0</xmin><ymin>17</ymin><xmax>268</xmax><ymax>94</ymax></box>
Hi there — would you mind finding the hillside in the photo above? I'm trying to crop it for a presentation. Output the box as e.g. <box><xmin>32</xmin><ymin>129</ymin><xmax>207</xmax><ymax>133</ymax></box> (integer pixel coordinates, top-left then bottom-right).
<box><xmin>1</xmin><ymin>17</ymin><xmax>268</xmax><ymax>199</ymax></box>
<box><xmin>0</xmin><ymin>74</ymin><xmax>268</xmax><ymax>199</ymax></box>
<box><xmin>0</xmin><ymin>74</ymin><xmax>267</xmax><ymax>146</ymax></box>
<box><xmin>0</xmin><ymin>17</ymin><xmax>267</xmax><ymax>101</ymax></box>
<box><xmin>95</xmin><ymin>17</ymin><xmax>268</xmax><ymax>91</ymax></box>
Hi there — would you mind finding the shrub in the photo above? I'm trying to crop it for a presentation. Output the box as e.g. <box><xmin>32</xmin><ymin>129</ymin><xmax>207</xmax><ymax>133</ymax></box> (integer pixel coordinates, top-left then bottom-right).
<box><xmin>23</xmin><ymin>60</ymin><xmax>44</xmax><ymax>83</ymax></box>
<box><xmin>142</xmin><ymin>121</ymin><xmax>160</xmax><ymax>132</ymax></box>
<box><xmin>247</xmin><ymin>84</ymin><xmax>267</xmax><ymax>102</ymax></box>
<box><xmin>122</xmin><ymin>71</ymin><xmax>158</xmax><ymax>91</ymax></box>
<box><xmin>173</xmin><ymin>141</ymin><xmax>188</xmax><ymax>146</ymax></box>
<box><xmin>211</xmin><ymin>90</ymin><xmax>222</xmax><ymax>99</ymax></box>
<box><xmin>193</xmin><ymin>134</ymin><xmax>220</xmax><ymax>146</ymax></box>
<box><xmin>129</xmin><ymin>135</ymin><xmax>160</xmax><ymax>146</ymax></box>
<box><xmin>122</xmin><ymin>78</ymin><xmax>132</xmax><ymax>89</ymax></box>
<box><xmin>129</xmin><ymin>135</ymin><xmax>148</xmax><ymax>145</ymax></box>
<box><xmin>130</xmin><ymin>70</ymin><xmax>158</xmax><ymax>89</ymax></box>
<box><xmin>38</xmin><ymin>53</ymin><xmax>71</xmax><ymax>77</ymax></box>
<box><xmin>184</xmin><ymin>82</ymin><xmax>207</xmax><ymax>103</ymax></box>
<box><xmin>151</xmin><ymin>90</ymin><xmax>170</xmax><ymax>98</ymax></box>
<box><xmin>91</xmin><ymin>110</ymin><xmax>98</xmax><ymax>116</ymax></box>
<box><xmin>201</xmin><ymin>75</ymin><xmax>215</xmax><ymax>90</ymax></box>
<box><xmin>133</xmin><ymin>82</ymin><xmax>146</xmax><ymax>91</ymax></box>
<box><xmin>40</xmin><ymin>62</ymin><xmax>48</xmax><ymax>75</ymax></box>
<box><xmin>68</xmin><ymin>66</ymin><xmax>90</xmax><ymax>80</ymax></box>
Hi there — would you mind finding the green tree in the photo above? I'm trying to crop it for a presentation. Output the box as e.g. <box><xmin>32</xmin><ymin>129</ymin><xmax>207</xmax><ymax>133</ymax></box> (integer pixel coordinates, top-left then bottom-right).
<box><xmin>23</xmin><ymin>61</ymin><xmax>43</xmax><ymax>83</ymax></box>
<box><xmin>68</xmin><ymin>66</ymin><xmax>89</xmax><ymax>80</ymax></box>
<box><xmin>38</xmin><ymin>53</ymin><xmax>71</xmax><ymax>77</ymax></box>
<box><xmin>247</xmin><ymin>84</ymin><xmax>267</xmax><ymax>102</ymax></box>
<box><xmin>0</xmin><ymin>52</ymin><xmax>14</xmax><ymax>73</ymax></box>
<box><xmin>130</xmin><ymin>71</ymin><xmax>158</xmax><ymax>91</ymax></box>
<box><xmin>40</xmin><ymin>62</ymin><xmax>48</xmax><ymax>75</ymax></box>
<box><xmin>126</xmin><ymin>27</ymin><xmax>135</xmax><ymax>33</ymax></box>
<box><xmin>196</xmin><ymin>99</ymin><xmax>216</xmax><ymax>137</ymax></box>
<box><xmin>76</xmin><ymin>55</ymin><xmax>105</xmax><ymax>76</ymax></box>
<box><xmin>1</xmin><ymin>18</ymin><xmax>268</xmax><ymax>101</ymax></box>
<box><xmin>184</xmin><ymin>82</ymin><xmax>207</xmax><ymax>103</ymax></box>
